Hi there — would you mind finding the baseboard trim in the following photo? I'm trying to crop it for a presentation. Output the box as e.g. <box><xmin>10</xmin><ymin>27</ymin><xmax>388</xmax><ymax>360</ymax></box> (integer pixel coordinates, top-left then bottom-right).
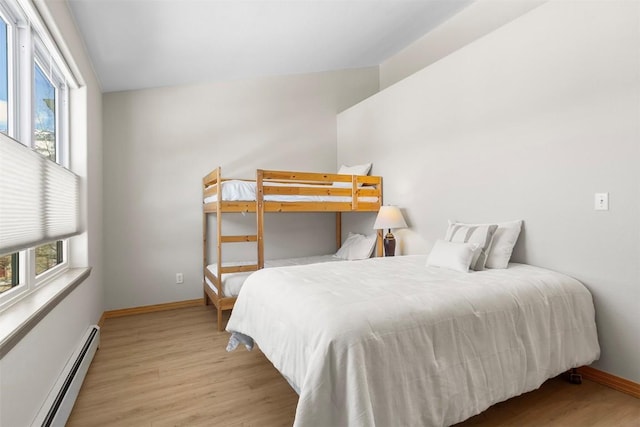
<box><xmin>578</xmin><ymin>366</ymin><xmax>640</xmax><ymax>399</ymax></box>
<box><xmin>103</xmin><ymin>299</ymin><xmax>205</xmax><ymax>319</ymax></box>
<box><xmin>97</xmin><ymin>312</ymin><xmax>106</xmax><ymax>328</ymax></box>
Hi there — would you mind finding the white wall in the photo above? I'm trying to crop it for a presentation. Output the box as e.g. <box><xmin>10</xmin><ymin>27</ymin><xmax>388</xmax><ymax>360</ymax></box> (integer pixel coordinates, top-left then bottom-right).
<box><xmin>0</xmin><ymin>0</ymin><xmax>103</xmax><ymax>425</ymax></box>
<box><xmin>103</xmin><ymin>68</ymin><xmax>379</xmax><ymax>310</ymax></box>
<box><xmin>379</xmin><ymin>0</ymin><xmax>546</xmax><ymax>89</ymax></box>
<box><xmin>338</xmin><ymin>0</ymin><xmax>639</xmax><ymax>383</ymax></box>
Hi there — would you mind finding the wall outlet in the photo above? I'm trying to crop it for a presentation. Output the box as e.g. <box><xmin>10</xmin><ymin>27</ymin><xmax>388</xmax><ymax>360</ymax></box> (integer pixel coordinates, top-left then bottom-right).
<box><xmin>594</xmin><ymin>193</ymin><xmax>609</xmax><ymax>211</ymax></box>
<box><xmin>176</xmin><ymin>273</ymin><xmax>184</xmax><ymax>284</ymax></box>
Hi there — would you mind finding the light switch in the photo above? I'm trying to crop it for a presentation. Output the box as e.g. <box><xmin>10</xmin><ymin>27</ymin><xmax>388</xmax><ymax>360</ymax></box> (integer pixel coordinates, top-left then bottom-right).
<box><xmin>594</xmin><ymin>193</ymin><xmax>609</xmax><ymax>211</ymax></box>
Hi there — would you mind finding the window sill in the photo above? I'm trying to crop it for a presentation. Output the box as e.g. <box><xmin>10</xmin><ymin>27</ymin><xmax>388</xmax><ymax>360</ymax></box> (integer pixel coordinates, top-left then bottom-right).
<box><xmin>0</xmin><ymin>267</ymin><xmax>91</xmax><ymax>357</ymax></box>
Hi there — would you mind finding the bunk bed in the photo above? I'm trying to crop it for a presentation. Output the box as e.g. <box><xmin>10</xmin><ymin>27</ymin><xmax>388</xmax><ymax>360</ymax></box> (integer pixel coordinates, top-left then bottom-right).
<box><xmin>202</xmin><ymin>166</ymin><xmax>383</xmax><ymax>330</ymax></box>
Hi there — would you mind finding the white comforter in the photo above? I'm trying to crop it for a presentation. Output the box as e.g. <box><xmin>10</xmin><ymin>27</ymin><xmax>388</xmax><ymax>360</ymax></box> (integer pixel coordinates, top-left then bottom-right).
<box><xmin>226</xmin><ymin>256</ymin><xmax>600</xmax><ymax>427</ymax></box>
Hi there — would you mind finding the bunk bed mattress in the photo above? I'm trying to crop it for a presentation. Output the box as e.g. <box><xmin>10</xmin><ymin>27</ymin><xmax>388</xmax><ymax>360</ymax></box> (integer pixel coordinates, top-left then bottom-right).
<box><xmin>205</xmin><ymin>254</ymin><xmax>342</xmax><ymax>297</ymax></box>
<box><xmin>226</xmin><ymin>256</ymin><xmax>600</xmax><ymax>427</ymax></box>
<box><xmin>203</xmin><ymin>180</ymin><xmax>378</xmax><ymax>203</ymax></box>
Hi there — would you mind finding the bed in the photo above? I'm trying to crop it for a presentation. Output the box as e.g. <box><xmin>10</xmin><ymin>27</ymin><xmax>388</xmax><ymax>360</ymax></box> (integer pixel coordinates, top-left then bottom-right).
<box><xmin>202</xmin><ymin>166</ymin><xmax>383</xmax><ymax>330</ymax></box>
<box><xmin>226</xmin><ymin>255</ymin><xmax>600</xmax><ymax>426</ymax></box>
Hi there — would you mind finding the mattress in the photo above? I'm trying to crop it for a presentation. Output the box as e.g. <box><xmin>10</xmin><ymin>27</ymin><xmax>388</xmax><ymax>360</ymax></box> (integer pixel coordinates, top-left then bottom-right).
<box><xmin>205</xmin><ymin>254</ymin><xmax>342</xmax><ymax>297</ymax></box>
<box><xmin>226</xmin><ymin>255</ymin><xmax>600</xmax><ymax>427</ymax></box>
<box><xmin>203</xmin><ymin>179</ymin><xmax>378</xmax><ymax>204</ymax></box>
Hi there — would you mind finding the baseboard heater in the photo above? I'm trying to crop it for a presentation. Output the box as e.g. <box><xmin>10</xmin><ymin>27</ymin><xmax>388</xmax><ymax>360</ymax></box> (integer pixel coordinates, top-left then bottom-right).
<box><xmin>32</xmin><ymin>325</ymin><xmax>100</xmax><ymax>427</ymax></box>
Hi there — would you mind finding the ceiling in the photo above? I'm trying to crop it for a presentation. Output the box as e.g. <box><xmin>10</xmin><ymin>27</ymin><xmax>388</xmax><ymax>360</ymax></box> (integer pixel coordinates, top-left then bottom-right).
<box><xmin>67</xmin><ymin>0</ymin><xmax>472</xmax><ymax>93</ymax></box>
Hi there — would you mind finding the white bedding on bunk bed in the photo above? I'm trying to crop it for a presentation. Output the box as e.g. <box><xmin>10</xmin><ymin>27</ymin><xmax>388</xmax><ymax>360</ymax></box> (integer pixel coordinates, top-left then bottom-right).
<box><xmin>205</xmin><ymin>254</ymin><xmax>343</xmax><ymax>297</ymax></box>
<box><xmin>226</xmin><ymin>255</ymin><xmax>600</xmax><ymax>427</ymax></box>
<box><xmin>203</xmin><ymin>179</ymin><xmax>378</xmax><ymax>204</ymax></box>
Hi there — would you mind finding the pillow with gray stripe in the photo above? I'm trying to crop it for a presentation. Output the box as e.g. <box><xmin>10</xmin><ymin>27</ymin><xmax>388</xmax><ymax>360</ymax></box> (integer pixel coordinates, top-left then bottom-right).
<box><xmin>444</xmin><ymin>221</ymin><xmax>498</xmax><ymax>271</ymax></box>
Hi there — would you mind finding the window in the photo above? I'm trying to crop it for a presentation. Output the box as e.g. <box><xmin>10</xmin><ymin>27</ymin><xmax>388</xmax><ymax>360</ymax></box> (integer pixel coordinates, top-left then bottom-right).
<box><xmin>0</xmin><ymin>8</ymin><xmax>16</xmax><ymax>297</ymax></box>
<box><xmin>35</xmin><ymin>241</ymin><xmax>62</xmax><ymax>276</ymax></box>
<box><xmin>0</xmin><ymin>0</ymin><xmax>75</xmax><ymax>306</ymax></box>
<box><xmin>33</xmin><ymin>58</ymin><xmax>65</xmax><ymax>276</ymax></box>
<box><xmin>0</xmin><ymin>253</ymin><xmax>17</xmax><ymax>291</ymax></box>
<box><xmin>33</xmin><ymin>62</ymin><xmax>56</xmax><ymax>161</ymax></box>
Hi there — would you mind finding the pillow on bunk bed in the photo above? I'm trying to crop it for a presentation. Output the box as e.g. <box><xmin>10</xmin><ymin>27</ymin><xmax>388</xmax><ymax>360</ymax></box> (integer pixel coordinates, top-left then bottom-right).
<box><xmin>333</xmin><ymin>163</ymin><xmax>372</xmax><ymax>188</ymax></box>
<box><xmin>335</xmin><ymin>232</ymin><xmax>377</xmax><ymax>260</ymax></box>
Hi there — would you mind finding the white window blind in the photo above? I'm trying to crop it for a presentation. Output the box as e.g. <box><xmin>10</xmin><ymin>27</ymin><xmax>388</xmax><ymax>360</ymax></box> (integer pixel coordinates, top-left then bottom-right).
<box><xmin>0</xmin><ymin>132</ymin><xmax>80</xmax><ymax>255</ymax></box>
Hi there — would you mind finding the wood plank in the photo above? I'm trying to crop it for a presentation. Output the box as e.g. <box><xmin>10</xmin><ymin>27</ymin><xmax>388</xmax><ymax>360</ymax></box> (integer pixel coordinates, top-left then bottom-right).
<box><xmin>202</xmin><ymin>167</ymin><xmax>221</xmax><ymax>187</ymax></box>
<box><xmin>351</xmin><ymin>179</ymin><xmax>358</xmax><ymax>210</ymax></box>
<box><xmin>261</xmin><ymin>169</ymin><xmax>381</xmax><ymax>185</ymax></box>
<box><xmin>263</xmin><ymin>201</ymin><xmax>380</xmax><ymax>212</ymax></box>
<box><xmin>220</xmin><ymin>265</ymin><xmax>258</xmax><ymax>274</ymax></box>
<box><xmin>202</xmin><ymin>212</ymin><xmax>208</xmax><ymax>302</ymax></box>
<box><xmin>103</xmin><ymin>300</ymin><xmax>204</xmax><ymax>319</ymax></box>
<box><xmin>205</xmin><ymin>200</ymin><xmax>381</xmax><ymax>213</ymax></box>
<box><xmin>336</xmin><ymin>212</ymin><xmax>342</xmax><ymax>250</ymax></box>
<box><xmin>355</xmin><ymin>175</ymin><xmax>381</xmax><ymax>185</ymax></box>
<box><xmin>261</xmin><ymin>169</ymin><xmax>336</xmax><ymax>182</ymax></box>
<box><xmin>376</xmin><ymin>229</ymin><xmax>384</xmax><ymax>257</ymax></box>
<box><xmin>264</xmin><ymin>185</ymin><xmax>379</xmax><ymax>198</ymax></box>
<box><xmin>357</xmin><ymin>187</ymin><xmax>381</xmax><ymax>197</ymax></box>
<box><xmin>257</xmin><ymin>170</ymin><xmax>265</xmax><ymax>269</ymax></box>
<box><xmin>263</xmin><ymin>186</ymin><xmax>353</xmax><ymax>196</ymax></box>
<box><xmin>204</xmin><ymin>284</ymin><xmax>236</xmax><ymax>310</ymax></box>
<box><xmin>203</xmin><ymin>186</ymin><xmax>218</xmax><ymax>198</ymax></box>
<box><xmin>203</xmin><ymin>202</ymin><xmax>257</xmax><ymax>213</ymax></box>
<box><xmin>578</xmin><ymin>366</ymin><xmax>640</xmax><ymax>399</ymax></box>
<box><xmin>220</xmin><ymin>235</ymin><xmax>258</xmax><ymax>243</ymax></box>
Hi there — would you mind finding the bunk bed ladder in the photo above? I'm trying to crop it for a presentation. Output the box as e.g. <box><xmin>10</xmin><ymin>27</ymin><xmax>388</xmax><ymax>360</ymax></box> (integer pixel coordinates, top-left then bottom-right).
<box><xmin>204</xmin><ymin>167</ymin><xmax>263</xmax><ymax>330</ymax></box>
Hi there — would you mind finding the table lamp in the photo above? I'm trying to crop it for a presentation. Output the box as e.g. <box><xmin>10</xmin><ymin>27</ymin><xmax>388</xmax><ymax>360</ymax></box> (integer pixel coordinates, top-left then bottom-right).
<box><xmin>373</xmin><ymin>206</ymin><xmax>407</xmax><ymax>256</ymax></box>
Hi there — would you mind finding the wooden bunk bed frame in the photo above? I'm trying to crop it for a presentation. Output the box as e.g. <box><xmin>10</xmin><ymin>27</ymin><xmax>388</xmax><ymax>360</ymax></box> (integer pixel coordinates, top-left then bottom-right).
<box><xmin>202</xmin><ymin>166</ymin><xmax>383</xmax><ymax>330</ymax></box>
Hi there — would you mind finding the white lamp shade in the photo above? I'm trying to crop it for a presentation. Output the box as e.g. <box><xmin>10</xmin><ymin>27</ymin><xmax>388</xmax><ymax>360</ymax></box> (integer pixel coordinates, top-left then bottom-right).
<box><xmin>373</xmin><ymin>206</ymin><xmax>407</xmax><ymax>230</ymax></box>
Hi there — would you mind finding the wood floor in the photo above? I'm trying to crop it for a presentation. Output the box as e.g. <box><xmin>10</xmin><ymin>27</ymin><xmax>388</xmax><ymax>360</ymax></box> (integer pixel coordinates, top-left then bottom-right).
<box><xmin>68</xmin><ymin>305</ymin><xmax>640</xmax><ymax>427</ymax></box>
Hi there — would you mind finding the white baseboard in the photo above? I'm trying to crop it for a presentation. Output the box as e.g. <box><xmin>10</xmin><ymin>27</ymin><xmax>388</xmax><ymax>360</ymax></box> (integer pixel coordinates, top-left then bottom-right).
<box><xmin>31</xmin><ymin>325</ymin><xmax>100</xmax><ymax>427</ymax></box>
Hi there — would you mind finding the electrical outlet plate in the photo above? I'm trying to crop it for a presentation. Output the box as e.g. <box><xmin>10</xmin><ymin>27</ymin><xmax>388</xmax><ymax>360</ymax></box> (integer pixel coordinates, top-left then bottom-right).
<box><xmin>176</xmin><ymin>273</ymin><xmax>184</xmax><ymax>284</ymax></box>
<box><xmin>594</xmin><ymin>193</ymin><xmax>609</xmax><ymax>211</ymax></box>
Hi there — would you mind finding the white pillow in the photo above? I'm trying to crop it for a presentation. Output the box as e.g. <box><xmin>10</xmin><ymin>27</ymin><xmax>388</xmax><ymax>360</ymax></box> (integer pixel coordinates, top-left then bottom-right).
<box><xmin>485</xmin><ymin>220</ymin><xmax>523</xmax><ymax>269</ymax></box>
<box><xmin>333</xmin><ymin>163</ymin><xmax>372</xmax><ymax>187</ymax></box>
<box><xmin>426</xmin><ymin>240</ymin><xmax>479</xmax><ymax>273</ymax></box>
<box><xmin>445</xmin><ymin>221</ymin><xmax>498</xmax><ymax>271</ymax></box>
<box><xmin>335</xmin><ymin>232</ymin><xmax>377</xmax><ymax>260</ymax></box>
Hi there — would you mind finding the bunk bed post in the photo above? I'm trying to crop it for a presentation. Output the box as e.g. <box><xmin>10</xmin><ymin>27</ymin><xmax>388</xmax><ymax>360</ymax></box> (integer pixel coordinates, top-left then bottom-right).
<box><xmin>203</xmin><ymin>212</ymin><xmax>208</xmax><ymax>305</ymax></box>
<box><xmin>336</xmin><ymin>212</ymin><xmax>342</xmax><ymax>250</ymax></box>
<box><xmin>376</xmin><ymin>229</ymin><xmax>384</xmax><ymax>257</ymax></box>
<box><xmin>256</xmin><ymin>169</ymin><xmax>265</xmax><ymax>269</ymax></box>
<box><xmin>351</xmin><ymin>176</ymin><xmax>358</xmax><ymax>210</ymax></box>
<box><xmin>202</xmin><ymin>171</ymin><xmax>207</xmax><ymax>305</ymax></box>
<box><xmin>215</xmin><ymin>167</ymin><xmax>224</xmax><ymax>330</ymax></box>
<box><xmin>376</xmin><ymin>181</ymin><xmax>383</xmax><ymax>257</ymax></box>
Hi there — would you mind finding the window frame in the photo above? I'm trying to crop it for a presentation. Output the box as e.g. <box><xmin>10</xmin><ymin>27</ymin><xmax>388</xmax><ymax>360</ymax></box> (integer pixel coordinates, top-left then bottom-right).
<box><xmin>0</xmin><ymin>1</ymin><xmax>15</xmax><ymax>135</ymax></box>
<box><xmin>0</xmin><ymin>0</ymin><xmax>72</xmax><ymax>310</ymax></box>
<box><xmin>34</xmin><ymin>240</ymin><xmax>68</xmax><ymax>286</ymax></box>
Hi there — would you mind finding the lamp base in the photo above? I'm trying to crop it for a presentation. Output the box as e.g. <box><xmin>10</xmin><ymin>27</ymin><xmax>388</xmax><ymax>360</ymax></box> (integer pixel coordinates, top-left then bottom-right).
<box><xmin>383</xmin><ymin>231</ymin><xmax>396</xmax><ymax>257</ymax></box>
